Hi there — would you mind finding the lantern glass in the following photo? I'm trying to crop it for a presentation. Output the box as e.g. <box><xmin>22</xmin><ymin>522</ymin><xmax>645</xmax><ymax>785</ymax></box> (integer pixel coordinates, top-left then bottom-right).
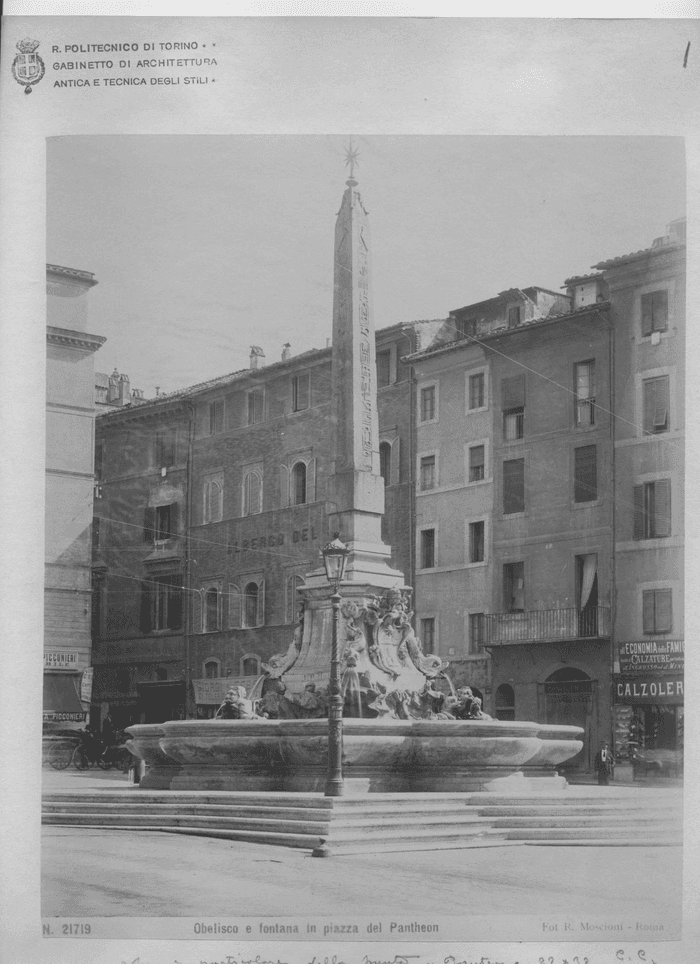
<box><xmin>321</xmin><ymin>534</ymin><xmax>349</xmax><ymax>586</ymax></box>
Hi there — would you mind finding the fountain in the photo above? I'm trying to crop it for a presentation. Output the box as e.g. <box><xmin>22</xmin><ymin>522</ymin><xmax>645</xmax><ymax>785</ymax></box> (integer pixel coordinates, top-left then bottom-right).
<box><xmin>126</xmin><ymin>144</ymin><xmax>583</xmax><ymax>796</ymax></box>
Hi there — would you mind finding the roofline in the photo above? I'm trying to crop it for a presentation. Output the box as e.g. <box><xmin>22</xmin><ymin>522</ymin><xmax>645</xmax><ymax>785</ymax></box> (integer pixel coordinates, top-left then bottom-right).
<box><xmin>449</xmin><ymin>286</ymin><xmax>568</xmax><ymax>316</ymax></box>
<box><xmin>403</xmin><ymin>301</ymin><xmax>611</xmax><ymax>364</ymax></box>
<box><xmin>592</xmin><ymin>241</ymin><xmax>685</xmax><ymax>271</ymax></box>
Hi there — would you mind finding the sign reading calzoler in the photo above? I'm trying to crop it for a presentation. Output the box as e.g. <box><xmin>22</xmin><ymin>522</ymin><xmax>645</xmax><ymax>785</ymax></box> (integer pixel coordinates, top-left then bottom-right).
<box><xmin>613</xmin><ymin>674</ymin><xmax>684</xmax><ymax>704</ymax></box>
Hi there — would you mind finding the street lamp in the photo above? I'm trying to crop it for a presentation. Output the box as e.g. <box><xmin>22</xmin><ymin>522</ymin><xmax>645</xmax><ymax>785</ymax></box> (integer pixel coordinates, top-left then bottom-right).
<box><xmin>321</xmin><ymin>533</ymin><xmax>350</xmax><ymax>797</ymax></box>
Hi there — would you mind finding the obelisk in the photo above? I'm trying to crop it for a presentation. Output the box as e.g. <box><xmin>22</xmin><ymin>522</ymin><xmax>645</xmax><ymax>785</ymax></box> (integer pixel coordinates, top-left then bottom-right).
<box><xmin>279</xmin><ymin>144</ymin><xmax>406</xmax><ymax>693</ymax></box>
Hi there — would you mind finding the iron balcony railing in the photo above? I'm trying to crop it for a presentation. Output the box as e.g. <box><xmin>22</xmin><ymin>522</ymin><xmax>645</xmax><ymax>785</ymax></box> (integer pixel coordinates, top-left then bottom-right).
<box><xmin>478</xmin><ymin>606</ymin><xmax>611</xmax><ymax>646</ymax></box>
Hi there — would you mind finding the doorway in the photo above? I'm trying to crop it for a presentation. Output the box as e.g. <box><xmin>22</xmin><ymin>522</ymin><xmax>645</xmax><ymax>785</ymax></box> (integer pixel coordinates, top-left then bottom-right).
<box><xmin>541</xmin><ymin>667</ymin><xmax>597</xmax><ymax>771</ymax></box>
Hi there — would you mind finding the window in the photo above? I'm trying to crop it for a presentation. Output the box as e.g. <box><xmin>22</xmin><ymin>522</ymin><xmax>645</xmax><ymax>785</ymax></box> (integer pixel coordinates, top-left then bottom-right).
<box><xmin>469</xmin><ymin>521</ymin><xmax>485</xmax><ymax>563</ymax></box>
<box><xmin>241</xmin><ymin>654</ymin><xmax>261</xmax><ymax>676</ymax></box>
<box><xmin>495</xmin><ymin>684</ymin><xmax>515</xmax><ymax>721</ymax></box>
<box><xmin>503</xmin><ymin>458</ymin><xmax>525</xmax><ymax>514</ymax></box>
<box><xmin>95</xmin><ymin>440</ymin><xmax>105</xmax><ymax>480</ymax></box>
<box><xmin>141</xmin><ymin>574</ymin><xmax>183</xmax><ymax>632</ymax></box>
<box><xmin>209</xmin><ymin>399</ymin><xmax>224</xmax><ymax>435</ymax></box>
<box><xmin>420</xmin><ymin>385</ymin><xmax>436</xmax><ymax>422</ymax></box>
<box><xmin>247</xmin><ymin>389</ymin><xmax>264</xmax><ymax>425</ymax></box>
<box><xmin>507</xmin><ymin>305</ymin><xmax>521</xmax><ymax>329</ymax></box>
<box><xmin>285</xmin><ymin>574</ymin><xmax>304</xmax><ymax>624</ymax></box>
<box><xmin>155</xmin><ymin>427</ymin><xmax>177</xmax><ymax>467</ymax></box>
<box><xmin>504</xmin><ymin>562</ymin><xmax>525</xmax><ymax>612</ymax></box>
<box><xmin>291</xmin><ymin>373</ymin><xmax>310</xmax><ymax>412</ymax></box>
<box><xmin>468</xmin><ymin>372</ymin><xmax>485</xmax><ymax>410</ymax></box>
<box><xmin>421</xmin><ymin>618</ymin><xmax>435</xmax><ymax>653</ymax></box>
<box><xmin>379</xmin><ymin>441</ymin><xmax>391</xmax><ymax>485</ymax></box>
<box><xmin>228</xmin><ymin>584</ymin><xmax>241</xmax><ymax>629</ymax></box>
<box><xmin>469</xmin><ymin>444</ymin><xmax>485</xmax><ymax>482</ymax></box>
<box><xmin>92</xmin><ymin>516</ymin><xmax>101</xmax><ymax>553</ymax></box>
<box><xmin>292</xmin><ymin>461</ymin><xmax>307</xmax><ymax>505</ymax></box>
<box><xmin>501</xmin><ymin>374</ymin><xmax>525</xmax><ymax>440</ymax></box>
<box><xmin>420</xmin><ymin>455</ymin><xmax>436</xmax><ymax>491</ymax></box>
<box><xmin>457</xmin><ymin>317</ymin><xmax>476</xmax><ymax>339</ymax></box>
<box><xmin>204</xmin><ymin>660</ymin><xmax>220</xmax><ymax>679</ymax></box>
<box><xmin>641</xmin><ymin>290</ymin><xmax>668</xmax><ymax>336</ymax></box>
<box><xmin>204</xmin><ymin>587</ymin><xmax>220</xmax><ymax>632</ymax></box>
<box><xmin>242</xmin><ymin>468</ymin><xmax>262</xmax><ymax>516</ymax></box>
<box><xmin>574</xmin><ymin>361</ymin><xmax>596</xmax><ymax>427</ymax></box>
<box><xmin>420</xmin><ymin>529</ymin><xmax>436</xmax><ymax>569</ymax></box>
<box><xmin>154</xmin><ymin>503</ymin><xmax>178</xmax><ymax>540</ymax></box>
<box><xmin>634</xmin><ymin>480</ymin><xmax>671</xmax><ymax>540</ymax></box>
<box><xmin>243</xmin><ymin>580</ymin><xmax>265</xmax><ymax>628</ymax></box>
<box><xmin>469</xmin><ymin>613</ymin><xmax>485</xmax><ymax>651</ymax></box>
<box><xmin>643</xmin><ymin>376</ymin><xmax>669</xmax><ymax>434</ymax></box>
<box><xmin>91</xmin><ymin>570</ymin><xmax>105</xmax><ymax>640</ymax></box>
<box><xmin>574</xmin><ymin>445</ymin><xmax>597</xmax><ymax>503</ymax></box>
<box><xmin>203</xmin><ymin>478</ymin><xmax>223</xmax><ymax>524</ymax></box>
<box><xmin>643</xmin><ymin>589</ymin><xmax>672</xmax><ymax>634</ymax></box>
<box><xmin>377</xmin><ymin>350</ymin><xmax>392</xmax><ymax>388</ymax></box>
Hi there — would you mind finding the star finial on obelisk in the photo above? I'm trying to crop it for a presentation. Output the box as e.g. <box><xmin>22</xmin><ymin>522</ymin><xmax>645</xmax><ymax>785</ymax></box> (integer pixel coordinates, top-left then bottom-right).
<box><xmin>344</xmin><ymin>138</ymin><xmax>360</xmax><ymax>184</ymax></box>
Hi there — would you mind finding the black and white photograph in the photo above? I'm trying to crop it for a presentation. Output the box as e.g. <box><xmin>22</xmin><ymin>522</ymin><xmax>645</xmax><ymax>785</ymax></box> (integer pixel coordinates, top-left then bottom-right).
<box><xmin>1</xmin><ymin>10</ymin><xmax>699</xmax><ymax>964</ymax></box>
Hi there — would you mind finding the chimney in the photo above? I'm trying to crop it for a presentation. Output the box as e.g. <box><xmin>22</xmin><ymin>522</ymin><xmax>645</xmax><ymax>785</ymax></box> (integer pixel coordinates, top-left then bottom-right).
<box><xmin>118</xmin><ymin>373</ymin><xmax>130</xmax><ymax>406</ymax></box>
<box><xmin>250</xmin><ymin>345</ymin><xmax>265</xmax><ymax>370</ymax></box>
<box><xmin>281</xmin><ymin>343</ymin><xmax>291</xmax><ymax>362</ymax></box>
<box><xmin>107</xmin><ymin>368</ymin><xmax>120</xmax><ymax>403</ymax></box>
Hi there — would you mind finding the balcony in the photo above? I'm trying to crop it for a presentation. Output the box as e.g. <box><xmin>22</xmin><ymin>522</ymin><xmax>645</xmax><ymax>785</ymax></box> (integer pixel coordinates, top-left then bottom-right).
<box><xmin>479</xmin><ymin>607</ymin><xmax>610</xmax><ymax>646</ymax></box>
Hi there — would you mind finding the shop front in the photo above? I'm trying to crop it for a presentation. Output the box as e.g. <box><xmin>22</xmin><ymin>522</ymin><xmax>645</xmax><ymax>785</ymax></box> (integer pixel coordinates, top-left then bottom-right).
<box><xmin>43</xmin><ymin>652</ymin><xmax>88</xmax><ymax>728</ymax></box>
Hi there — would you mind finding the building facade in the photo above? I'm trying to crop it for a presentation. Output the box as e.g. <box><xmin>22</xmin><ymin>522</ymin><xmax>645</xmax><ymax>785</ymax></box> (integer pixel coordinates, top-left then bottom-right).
<box><xmin>45</xmin><ymin>264</ymin><xmax>105</xmax><ymax>726</ymax></box>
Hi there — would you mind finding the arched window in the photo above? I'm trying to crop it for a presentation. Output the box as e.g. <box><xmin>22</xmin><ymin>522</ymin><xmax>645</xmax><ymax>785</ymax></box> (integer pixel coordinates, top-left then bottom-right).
<box><xmin>203</xmin><ymin>478</ymin><xmax>223</xmax><ymax>524</ymax></box>
<box><xmin>242</xmin><ymin>580</ymin><xmax>265</xmax><ymax>628</ymax></box>
<box><xmin>292</xmin><ymin>461</ymin><xmax>307</xmax><ymax>505</ymax></box>
<box><xmin>379</xmin><ymin>442</ymin><xmax>391</xmax><ymax>485</ymax></box>
<box><xmin>243</xmin><ymin>469</ymin><xmax>262</xmax><ymax>516</ymax></box>
<box><xmin>495</xmin><ymin>683</ymin><xmax>515</xmax><ymax>721</ymax></box>
<box><xmin>204</xmin><ymin>659</ymin><xmax>220</xmax><ymax>679</ymax></box>
<box><xmin>241</xmin><ymin>654</ymin><xmax>261</xmax><ymax>676</ymax></box>
<box><xmin>205</xmin><ymin>587</ymin><xmax>220</xmax><ymax>632</ymax></box>
<box><xmin>286</xmin><ymin>574</ymin><xmax>304</xmax><ymax>624</ymax></box>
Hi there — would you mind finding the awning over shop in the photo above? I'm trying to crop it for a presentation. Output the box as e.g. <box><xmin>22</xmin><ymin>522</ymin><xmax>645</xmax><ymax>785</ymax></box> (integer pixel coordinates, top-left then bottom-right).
<box><xmin>43</xmin><ymin>673</ymin><xmax>87</xmax><ymax>722</ymax></box>
<box><xmin>613</xmin><ymin>673</ymin><xmax>684</xmax><ymax>705</ymax></box>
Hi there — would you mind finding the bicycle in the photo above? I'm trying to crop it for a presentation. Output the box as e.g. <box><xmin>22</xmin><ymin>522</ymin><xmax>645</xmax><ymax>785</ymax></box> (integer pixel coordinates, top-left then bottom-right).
<box><xmin>48</xmin><ymin>740</ymin><xmax>76</xmax><ymax>770</ymax></box>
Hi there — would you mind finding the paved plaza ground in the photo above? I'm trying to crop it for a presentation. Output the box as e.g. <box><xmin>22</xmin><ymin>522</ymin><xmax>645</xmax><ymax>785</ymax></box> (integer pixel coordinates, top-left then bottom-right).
<box><xmin>41</xmin><ymin>767</ymin><xmax>683</xmax><ymax>923</ymax></box>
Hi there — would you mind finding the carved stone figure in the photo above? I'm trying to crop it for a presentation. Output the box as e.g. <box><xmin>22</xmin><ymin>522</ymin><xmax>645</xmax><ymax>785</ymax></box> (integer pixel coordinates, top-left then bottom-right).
<box><xmin>261</xmin><ymin>607</ymin><xmax>304</xmax><ymax>679</ymax></box>
<box><xmin>215</xmin><ymin>686</ymin><xmax>258</xmax><ymax>720</ymax></box>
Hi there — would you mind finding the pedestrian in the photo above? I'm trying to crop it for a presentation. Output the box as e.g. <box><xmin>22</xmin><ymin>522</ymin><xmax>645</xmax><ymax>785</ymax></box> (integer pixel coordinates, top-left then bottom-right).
<box><xmin>594</xmin><ymin>740</ymin><xmax>614</xmax><ymax>785</ymax></box>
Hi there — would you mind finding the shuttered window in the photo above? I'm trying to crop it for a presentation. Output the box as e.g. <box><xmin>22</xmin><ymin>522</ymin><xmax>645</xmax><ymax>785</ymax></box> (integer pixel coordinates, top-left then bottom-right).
<box><xmin>501</xmin><ymin>374</ymin><xmax>525</xmax><ymax>410</ymax></box>
<box><xmin>504</xmin><ymin>562</ymin><xmax>525</xmax><ymax>612</ymax></box>
<box><xmin>243</xmin><ymin>580</ymin><xmax>265</xmax><ymax>628</ymax></box>
<box><xmin>469</xmin><ymin>444</ymin><xmax>485</xmax><ymax>482</ymax></box>
<box><xmin>242</xmin><ymin>469</ymin><xmax>262</xmax><ymax>516</ymax></box>
<box><xmin>292</xmin><ymin>462</ymin><xmax>307</xmax><ymax>504</ymax></box>
<box><xmin>209</xmin><ymin>399</ymin><xmax>224</xmax><ymax>435</ymax></box>
<box><xmin>376</xmin><ymin>351</ymin><xmax>392</xmax><ymax>388</ymax></box>
<box><xmin>468</xmin><ymin>372</ymin><xmax>485</xmax><ymax>409</ymax></box>
<box><xmin>420</xmin><ymin>455</ymin><xmax>436</xmax><ymax>490</ymax></box>
<box><xmin>507</xmin><ymin>306</ymin><xmax>521</xmax><ymax>328</ymax></box>
<box><xmin>642</xmin><ymin>589</ymin><xmax>672</xmax><ymax>633</ymax></box>
<box><xmin>503</xmin><ymin>458</ymin><xmax>525</xmax><ymax>514</ymax></box>
<box><xmin>643</xmin><ymin>376</ymin><xmax>669</xmax><ymax>434</ymax></box>
<box><xmin>247</xmin><ymin>389</ymin><xmax>264</xmax><ymax>425</ymax></box>
<box><xmin>292</xmin><ymin>373</ymin><xmax>310</xmax><ymax>411</ymax></box>
<box><xmin>641</xmin><ymin>290</ymin><xmax>669</xmax><ymax>336</ymax></box>
<box><xmin>420</xmin><ymin>386</ymin><xmax>436</xmax><ymax>422</ymax></box>
<box><xmin>574</xmin><ymin>445</ymin><xmax>597</xmax><ymax>503</ymax></box>
<box><xmin>420</xmin><ymin>529</ymin><xmax>435</xmax><ymax>569</ymax></box>
<box><xmin>633</xmin><ymin>479</ymin><xmax>671</xmax><ymax>540</ymax></box>
<box><xmin>469</xmin><ymin>521</ymin><xmax>485</xmax><ymax>563</ymax></box>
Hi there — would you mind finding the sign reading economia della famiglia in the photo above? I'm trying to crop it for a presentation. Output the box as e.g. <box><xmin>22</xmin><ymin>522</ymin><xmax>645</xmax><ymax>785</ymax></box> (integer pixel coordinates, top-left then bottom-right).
<box><xmin>618</xmin><ymin>639</ymin><xmax>684</xmax><ymax>674</ymax></box>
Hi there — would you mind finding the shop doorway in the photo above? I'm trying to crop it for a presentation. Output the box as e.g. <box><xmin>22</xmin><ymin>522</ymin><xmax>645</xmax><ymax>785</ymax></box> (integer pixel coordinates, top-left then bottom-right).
<box><xmin>540</xmin><ymin>668</ymin><xmax>597</xmax><ymax>771</ymax></box>
<box><xmin>137</xmin><ymin>681</ymin><xmax>185</xmax><ymax>724</ymax></box>
<box><xmin>637</xmin><ymin>704</ymin><xmax>681</xmax><ymax>750</ymax></box>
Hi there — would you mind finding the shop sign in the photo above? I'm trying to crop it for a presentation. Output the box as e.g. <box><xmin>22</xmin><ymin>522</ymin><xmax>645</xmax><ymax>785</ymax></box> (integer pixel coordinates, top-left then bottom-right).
<box><xmin>42</xmin><ymin>710</ymin><xmax>87</xmax><ymax>722</ymax></box>
<box><xmin>613</xmin><ymin>674</ymin><xmax>684</xmax><ymax>705</ymax></box>
<box><xmin>618</xmin><ymin>639</ymin><xmax>684</xmax><ymax>674</ymax></box>
<box><xmin>80</xmin><ymin>667</ymin><xmax>94</xmax><ymax>705</ymax></box>
<box><xmin>193</xmin><ymin>676</ymin><xmax>254</xmax><ymax>705</ymax></box>
<box><xmin>44</xmin><ymin>651</ymin><xmax>80</xmax><ymax>670</ymax></box>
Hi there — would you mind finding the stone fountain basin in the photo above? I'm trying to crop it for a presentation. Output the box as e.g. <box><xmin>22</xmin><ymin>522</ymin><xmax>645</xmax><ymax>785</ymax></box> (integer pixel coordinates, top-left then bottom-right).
<box><xmin>126</xmin><ymin>718</ymin><xmax>583</xmax><ymax>793</ymax></box>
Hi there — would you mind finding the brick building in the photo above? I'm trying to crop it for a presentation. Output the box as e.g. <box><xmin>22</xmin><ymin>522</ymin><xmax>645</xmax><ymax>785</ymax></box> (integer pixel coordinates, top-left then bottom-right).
<box><xmin>91</xmin><ymin>323</ymin><xmax>436</xmax><ymax>726</ymax></box>
<box><xmin>45</xmin><ymin>264</ymin><xmax>105</xmax><ymax>725</ymax></box>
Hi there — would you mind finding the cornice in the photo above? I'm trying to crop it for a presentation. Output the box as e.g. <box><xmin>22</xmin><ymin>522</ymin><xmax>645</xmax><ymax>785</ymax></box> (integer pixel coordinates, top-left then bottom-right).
<box><xmin>46</xmin><ymin>264</ymin><xmax>98</xmax><ymax>287</ymax></box>
<box><xmin>47</xmin><ymin>326</ymin><xmax>106</xmax><ymax>354</ymax></box>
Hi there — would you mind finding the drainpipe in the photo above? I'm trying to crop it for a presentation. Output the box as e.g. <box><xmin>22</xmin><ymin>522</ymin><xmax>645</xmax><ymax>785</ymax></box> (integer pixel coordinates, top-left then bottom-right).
<box><xmin>607</xmin><ymin>306</ymin><xmax>617</xmax><ymax>754</ymax></box>
<box><xmin>184</xmin><ymin>401</ymin><xmax>196</xmax><ymax>718</ymax></box>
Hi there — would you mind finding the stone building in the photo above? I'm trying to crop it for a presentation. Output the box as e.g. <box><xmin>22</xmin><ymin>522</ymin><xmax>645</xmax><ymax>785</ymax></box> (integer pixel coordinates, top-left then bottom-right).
<box><xmin>91</xmin><ymin>323</ymin><xmax>435</xmax><ymax>726</ymax></box>
<box><xmin>44</xmin><ymin>264</ymin><xmax>105</xmax><ymax>725</ymax></box>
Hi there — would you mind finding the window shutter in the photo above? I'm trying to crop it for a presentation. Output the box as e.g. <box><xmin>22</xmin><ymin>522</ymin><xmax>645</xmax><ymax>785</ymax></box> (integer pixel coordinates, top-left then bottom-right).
<box><xmin>297</xmin><ymin>373</ymin><xmax>310</xmax><ymax>410</ymax></box>
<box><xmin>257</xmin><ymin>579</ymin><xmax>266</xmax><ymax>627</ymax></box>
<box><xmin>574</xmin><ymin>445</ymin><xmax>597</xmax><ymax>502</ymax></box>
<box><xmin>642</xmin><ymin>590</ymin><xmax>655</xmax><ymax>633</ymax></box>
<box><xmin>503</xmin><ymin>458</ymin><xmax>525</xmax><ymax>513</ymax></box>
<box><xmin>250</xmin><ymin>473</ymin><xmax>262</xmax><ymax>514</ymax></box>
<box><xmin>279</xmin><ymin>465</ymin><xmax>290</xmax><ymax>508</ymax></box>
<box><xmin>501</xmin><ymin>374</ymin><xmax>525</xmax><ymax>410</ymax></box>
<box><xmin>169</xmin><ymin>502</ymin><xmax>179</xmax><ymax>536</ymax></box>
<box><xmin>228</xmin><ymin>583</ymin><xmax>241</xmax><ymax>629</ymax></box>
<box><xmin>653</xmin><ymin>289</ymin><xmax>668</xmax><ymax>331</ymax></box>
<box><xmin>254</xmin><ymin>390</ymin><xmax>264</xmax><ymax>423</ymax></box>
<box><xmin>215</xmin><ymin>400</ymin><xmax>224</xmax><ymax>434</ymax></box>
<box><xmin>307</xmin><ymin>458</ymin><xmax>316</xmax><ymax>502</ymax></box>
<box><xmin>143</xmin><ymin>507</ymin><xmax>154</xmax><ymax>542</ymax></box>
<box><xmin>641</xmin><ymin>293</ymin><xmax>654</xmax><ymax>337</ymax></box>
<box><xmin>167</xmin><ymin>577</ymin><xmax>183</xmax><ymax>630</ymax></box>
<box><xmin>643</xmin><ymin>380</ymin><xmax>655</xmax><ymax>434</ymax></box>
<box><xmin>653</xmin><ymin>479</ymin><xmax>671</xmax><ymax>537</ymax></box>
<box><xmin>391</xmin><ymin>437</ymin><xmax>401</xmax><ymax>486</ymax></box>
<box><xmin>242</xmin><ymin>475</ymin><xmax>250</xmax><ymax>517</ymax></box>
<box><xmin>192</xmin><ymin>588</ymin><xmax>202</xmax><ymax>634</ymax></box>
<box><xmin>139</xmin><ymin>581</ymin><xmax>152</xmax><ymax>633</ymax></box>
<box><xmin>655</xmin><ymin>589</ymin><xmax>672</xmax><ymax>632</ymax></box>
<box><xmin>633</xmin><ymin>485</ymin><xmax>645</xmax><ymax>540</ymax></box>
<box><xmin>653</xmin><ymin>376</ymin><xmax>669</xmax><ymax>430</ymax></box>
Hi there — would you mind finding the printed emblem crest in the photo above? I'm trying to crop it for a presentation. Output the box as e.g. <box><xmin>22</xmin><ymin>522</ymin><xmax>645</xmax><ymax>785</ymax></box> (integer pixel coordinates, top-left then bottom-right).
<box><xmin>12</xmin><ymin>38</ymin><xmax>45</xmax><ymax>94</ymax></box>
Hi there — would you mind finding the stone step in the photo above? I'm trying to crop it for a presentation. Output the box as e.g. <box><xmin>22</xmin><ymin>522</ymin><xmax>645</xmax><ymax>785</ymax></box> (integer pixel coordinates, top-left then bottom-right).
<box><xmin>43</xmin><ymin>802</ymin><xmax>334</xmax><ymax>821</ymax></box>
<box><xmin>466</xmin><ymin>794</ymin><xmax>680</xmax><ymax>807</ymax></box>
<box><xmin>492</xmin><ymin>826</ymin><xmax>679</xmax><ymax>840</ymax></box>
<box><xmin>492</xmin><ymin>815</ymin><xmax>683</xmax><ymax>829</ymax></box>
<box><xmin>476</xmin><ymin>804</ymin><xmax>679</xmax><ymax>817</ymax></box>
<box><xmin>525</xmin><ymin>838</ymin><xmax>683</xmax><ymax>847</ymax></box>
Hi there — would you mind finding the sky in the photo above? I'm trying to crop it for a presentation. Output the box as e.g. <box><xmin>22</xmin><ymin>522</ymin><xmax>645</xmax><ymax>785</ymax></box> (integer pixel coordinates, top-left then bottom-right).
<box><xmin>47</xmin><ymin>135</ymin><xmax>685</xmax><ymax>395</ymax></box>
